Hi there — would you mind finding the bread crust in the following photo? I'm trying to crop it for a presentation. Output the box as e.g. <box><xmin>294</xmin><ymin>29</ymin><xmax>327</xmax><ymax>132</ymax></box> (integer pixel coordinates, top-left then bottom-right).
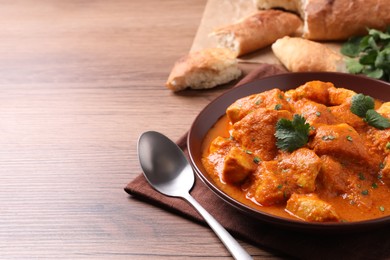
<box><xmin>211</xmin><ymin>10</ymin><xmax>302</xmax><ymax>57</ymax></box>
<box><xmin>272</xmin><ymin>36</ymin><xmax>344</xmax><ymax>72</ymax></box>
<box><xmin>303</xmin><ymin>0</ymin><xmax>390</xmax><ymax>40</ymax></box>
<box><xmin>256</xmin><ymin>0</ymin><xmax>390</xmax><ymax>41</ymax></box>
<box><xmin>166</xmin><ymin>48</ymin><xmax>241</xmax><ymax>91</ymax></box>
<box><xmin>255</xmin><ymin>0</ymin><xmax>302</xmax><ymax>16</ymax></box>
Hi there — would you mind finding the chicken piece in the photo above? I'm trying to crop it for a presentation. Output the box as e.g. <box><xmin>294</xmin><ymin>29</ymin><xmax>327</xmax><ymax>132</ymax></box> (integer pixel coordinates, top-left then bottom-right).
<box><xmin>207</xmin><ymin>137</ymin><xmax>258</xmax><ymax>184</ymax></box>
<box><xmin>317</xmin><ymin>155</ymin><xmax>350</xmax><ymax>195</ymax></box>
<box><xmin>226</xmin><ymin>88</ymin><xmax>291</xmax><ymax>124</ymax></box>
<box><xmin>253</xmin><ymin>161</ymin><xmax>285</xmax><ymax>206</ymax></box>
<box><xmin>232</xmin><ymin>108</ymin><xmax>292</xmax><ymax>161</ymax></box>
<box><xmin>254</xmin><ymin>148</ymin><xmax>321</xmax><ymax>206</ymax></box>
<box><xmin>209</xmin><ymin>136</ymin><xmax>234</xmax><ymax>154</ymax></box>
<box><xmin>328</xmin><ymin>90</ymin><xmax>383</xmax><ymax>131</ymax></box>
<box><xmin>285</xmin><ymin>80</ymin><xmax>334</xmax><ymax>104</ymax></box>
<box><xmin>365</xmin><ymin>128</ymin><xmax>390</xmax><ymax>160</ymax></box>
<box><xmin>327</xmin><ymin>87</ymin><xmax>356</xmax><ymax>106</ymax></box>
<box><xmin>293</xmin><ymin>99</ymin><xmax>338</xmax><ymax>126</ymax></box>
<box><xmin>364</xmin><ymin>102</ymin><xmax>390</xmax><ymax>160</ymax></box>
<box><xmin>222</xmin><ymin>146</ymin><xmax>257</xmax><ymax>184</ymax></box>
<box><xmin>329</xmin><ymin>103</ymin><xmax>367</xmax><ymax>130</ymax></box>
<box><xmin>205</xmin><ymin>136</ymin><xmax>235</xmax><ymax>178</ymax></box>
<box><xmin>321</xmin><ymin>152</ymin><xmax>380</xmax><ymax>208</ymax></box>
<box><xmin>310</xmin><ymin>123</ymin><xmax>375</xmax><ymax>167</ymax></box>
<box><xmin>380</xmin><ymin>155</ymin><xmax>390</xmax><ymax>186</ymax></box>
<box><xmin>377</xmin><ymin>102</ymin><xmax>390</xmax><ymax>119</ymax></box>
<box><xmin>278</xmin><ymin>148</ymin><xmax>322</xmax><ymax>192</ymax></box>
<box><xmin>286</xmin><ymin>193</ymin><xmax>340</xmax><ymax>222</ymax></box>
<box><xmin>317</xmin><ymin>155</ymin><xmax>375</xmax><ymax>208</ymax></box>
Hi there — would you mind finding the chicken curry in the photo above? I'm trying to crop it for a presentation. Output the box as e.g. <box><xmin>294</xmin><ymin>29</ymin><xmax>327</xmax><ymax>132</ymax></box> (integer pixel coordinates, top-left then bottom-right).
<box><xmin>202</xmin><ymin>81</ymin><xmax>390</xmax><ymax>222</ymax></box>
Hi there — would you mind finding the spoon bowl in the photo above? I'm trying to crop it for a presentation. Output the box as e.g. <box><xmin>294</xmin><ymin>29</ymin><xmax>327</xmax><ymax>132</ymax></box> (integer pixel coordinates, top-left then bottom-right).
<box><xmin>138</xmin><ymin>131</ymin><xmax>194</xmax><ymax>197</ymax></box>
<box><xmin>137</xmin><ymin>131</ymin><xmax>252</xmax><ymax>260</ymax></box>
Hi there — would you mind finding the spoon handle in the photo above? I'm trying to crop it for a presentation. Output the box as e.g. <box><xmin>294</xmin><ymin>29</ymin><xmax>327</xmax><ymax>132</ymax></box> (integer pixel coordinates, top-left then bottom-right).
<box><xmin>183</xmin><ymin>193</ymin><xmax>252</xmax><ymax>260</ymax></box>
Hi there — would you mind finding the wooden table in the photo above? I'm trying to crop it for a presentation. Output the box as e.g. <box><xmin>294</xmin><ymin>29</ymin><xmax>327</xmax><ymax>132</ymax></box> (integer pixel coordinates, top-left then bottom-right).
<box><xmin>0</xmin><ymin>1</ymin><xmax>284</xmax><ymax>258</ymax></box>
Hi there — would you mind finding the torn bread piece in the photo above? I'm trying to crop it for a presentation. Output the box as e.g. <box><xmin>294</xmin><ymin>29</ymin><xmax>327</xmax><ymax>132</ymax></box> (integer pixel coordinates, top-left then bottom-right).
<box><xmin>210</xmin><ymin>10</ymin><xmax>302</xmax><ymax>57</ymax></box>
<box><xmin>165</xmin><ymin>48</ymin><xmax>242</xmax><ymax>92</ymax></box>
<box><xmin>255</xmin><ymin>0</ymin><xmax>390</xmax><ymax>41</ymax></box>
<box><xmin>272</xmin><ymin>36</ymin><xmax>345</xmax><ymax>72</ymax></box>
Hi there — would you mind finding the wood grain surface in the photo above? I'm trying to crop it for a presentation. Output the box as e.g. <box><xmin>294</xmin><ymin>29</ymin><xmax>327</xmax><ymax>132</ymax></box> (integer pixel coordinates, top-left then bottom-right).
<box><xmin>0</xmin><ymin>1</ymin><xmax>285</xmax><ymax>258</ymax></box>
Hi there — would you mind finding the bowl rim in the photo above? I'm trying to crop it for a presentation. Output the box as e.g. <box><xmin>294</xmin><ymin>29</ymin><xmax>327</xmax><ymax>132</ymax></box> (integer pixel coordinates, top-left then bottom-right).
<box><xmin>187</xmin><ymin>72</ymin><xmax>390</xmax><ymax>232</ymax></box>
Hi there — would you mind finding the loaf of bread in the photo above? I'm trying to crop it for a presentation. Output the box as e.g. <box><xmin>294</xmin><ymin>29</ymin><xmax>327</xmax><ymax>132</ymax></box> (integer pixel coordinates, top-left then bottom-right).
<box><xmin>271</xmin><ymin>36</ymin><xmax>345</xmax><ymax>72</ymax></box>
<box><xmin>210</xmin><ymin>10</ymin><xmax>302</xmax><ymax>57</ymax></box>
<box><xmin>256</xmin><ymin>0</ymin><xmax>390</xmax><ymax>41</ymax></box>
<box><xmin>166</xmin><ymin>48</ymin><xmax>242</xmax><ymax>91</ymax></box>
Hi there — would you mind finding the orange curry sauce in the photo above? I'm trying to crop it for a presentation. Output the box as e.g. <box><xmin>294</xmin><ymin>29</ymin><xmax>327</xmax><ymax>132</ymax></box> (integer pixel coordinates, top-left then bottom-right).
<box><xmin>201</xmin><ymin>81</ymin><xmax>390</xmax><ymax>222</ymax></box>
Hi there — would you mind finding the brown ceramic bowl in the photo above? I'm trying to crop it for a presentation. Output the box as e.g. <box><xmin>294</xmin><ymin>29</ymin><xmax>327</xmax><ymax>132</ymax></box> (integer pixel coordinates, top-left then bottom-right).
<box><xmin>187</xmin><ymin>72</ymin><xmax>390</xmax><ymax>232</ymax></box>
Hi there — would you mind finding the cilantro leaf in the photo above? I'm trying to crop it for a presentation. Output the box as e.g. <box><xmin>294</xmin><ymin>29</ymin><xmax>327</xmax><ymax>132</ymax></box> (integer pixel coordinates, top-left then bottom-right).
<box><xmin>363</xmin><ymin>67</ymin><xmax>384</xmax><ymax>79</ymax></box>
<box><xmin>369</xmin><ymin>28</ymin><xmax>390</xmax><ymax>40</ymax></box>
<box><xmin>275</xmin><ymin>114</ymin><xmax>310</xmax><ymax>152</ymax></box>
<box><xmin>345</xmin><ymin>57</ymin><xmax>364</xmax><ymax>74</ymax></box>
<box><xmin>359</xmin><ymin>35</ymin><xmax>372</xmax><ymax>52</ymax></box>
<box><xmin>341</xmin><ymin>36</ymin><xmax>363</xmax><ymax>57</ymax></box>
<box><xmin>365</xmin><ymin>109</ymin><xmax>390</xmax><ymax>129</ymax></box>
<box><xmin>350</xmin><ymin>93</ymin><xmax>390</xmax><ymax>129</ymax></box>
<box><xmin>359</xmin><ymin>49</ymin><xmax>377</xmax><ymax>65</ymax></box>
<box><xmin>341</xmin><ymin>27</ymin><xmax>390</xmax><ymax>82</ymax></box>
<box><xmin>376</xmin><ymin>49</ymin><xmax>390</xmax><ymax>70</ymax></box>
<box><xmin>350</xmin><ymin>93</ymin><xmax>375</xmax><ymax>117</ymax></box>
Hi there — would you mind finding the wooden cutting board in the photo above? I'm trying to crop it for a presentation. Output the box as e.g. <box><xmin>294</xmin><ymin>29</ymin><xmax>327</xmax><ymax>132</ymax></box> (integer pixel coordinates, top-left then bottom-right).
<box><xmin>190</xmin><ymin>0</ymin><xmax>342</xmax><ymax>64</ymax></box>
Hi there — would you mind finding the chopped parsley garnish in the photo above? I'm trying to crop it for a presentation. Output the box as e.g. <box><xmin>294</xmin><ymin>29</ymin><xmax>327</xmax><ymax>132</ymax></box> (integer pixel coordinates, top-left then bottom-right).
<box><xmin>379</xmin><ymin>206</ymin><xmax>385</xmax><ymax>212</ymax></box>
<box><xmin>322</xmin><ymin>135</ymin><xmax>336</xmax><ymax>141</ymax></box>
<box><xmin>386</xmin><ymin>142</ymin><xmax>390</xmax><ymax>150</ymax></box>
<box><xmin>361</xmin><ymin>190</ymin><xmax>369</xmax><ymax>196</ymax></box>
<box><xmin>274</xmin><ymin>104</ymin><xmax>282</xmax><ymax>110</ymax></box>
<box><xmin>253</xmin><ymin>157</ymin><xmax>261</xmax><ymax>164</ymax></box>
<box><xmin>346</xmin><ymin>135</ymin><xmax>353</xmax><ymax>142</ymax></box>
<box><xmin>275</xmin><ymin>114</ymin><xmax>310</xmax><ymax>152</ymax></box>
<box><xmin>380</xmin><ymin>162</ymin><xmax>385</xmax><ymax>169</ymax></box>
<box><xmin>350</xmin><ymin>93</ymin><xmax>390</xmax><ymax>129</ymax></box>
<box><xmin>255</xmin><ymin>99</ymin><xmax>263</xmax><ymax>105</ymax></box>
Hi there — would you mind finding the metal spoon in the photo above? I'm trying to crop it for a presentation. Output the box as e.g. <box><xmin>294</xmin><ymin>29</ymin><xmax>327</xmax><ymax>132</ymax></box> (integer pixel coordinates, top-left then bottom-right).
<box><xmin>137</xmin><ymin>131</ymin><xmax>252</xmax><ymax>260</ymax></box>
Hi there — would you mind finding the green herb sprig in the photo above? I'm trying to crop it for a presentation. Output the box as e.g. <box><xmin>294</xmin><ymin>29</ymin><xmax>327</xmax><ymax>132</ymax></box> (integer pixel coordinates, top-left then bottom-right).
<box><xmin>341</xmin><ymin>27</ymin><xmax>390</xmax><ymax>82</ymax></box>
<box><xmin>350</xmin><ymin>93</ymin><xmax>390</xmax><ymax>129</ymax></box>
<box><xmin>275</xmin><ymin>114</ymin><xmax>310</xmax><ymax>152</ymax></box>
